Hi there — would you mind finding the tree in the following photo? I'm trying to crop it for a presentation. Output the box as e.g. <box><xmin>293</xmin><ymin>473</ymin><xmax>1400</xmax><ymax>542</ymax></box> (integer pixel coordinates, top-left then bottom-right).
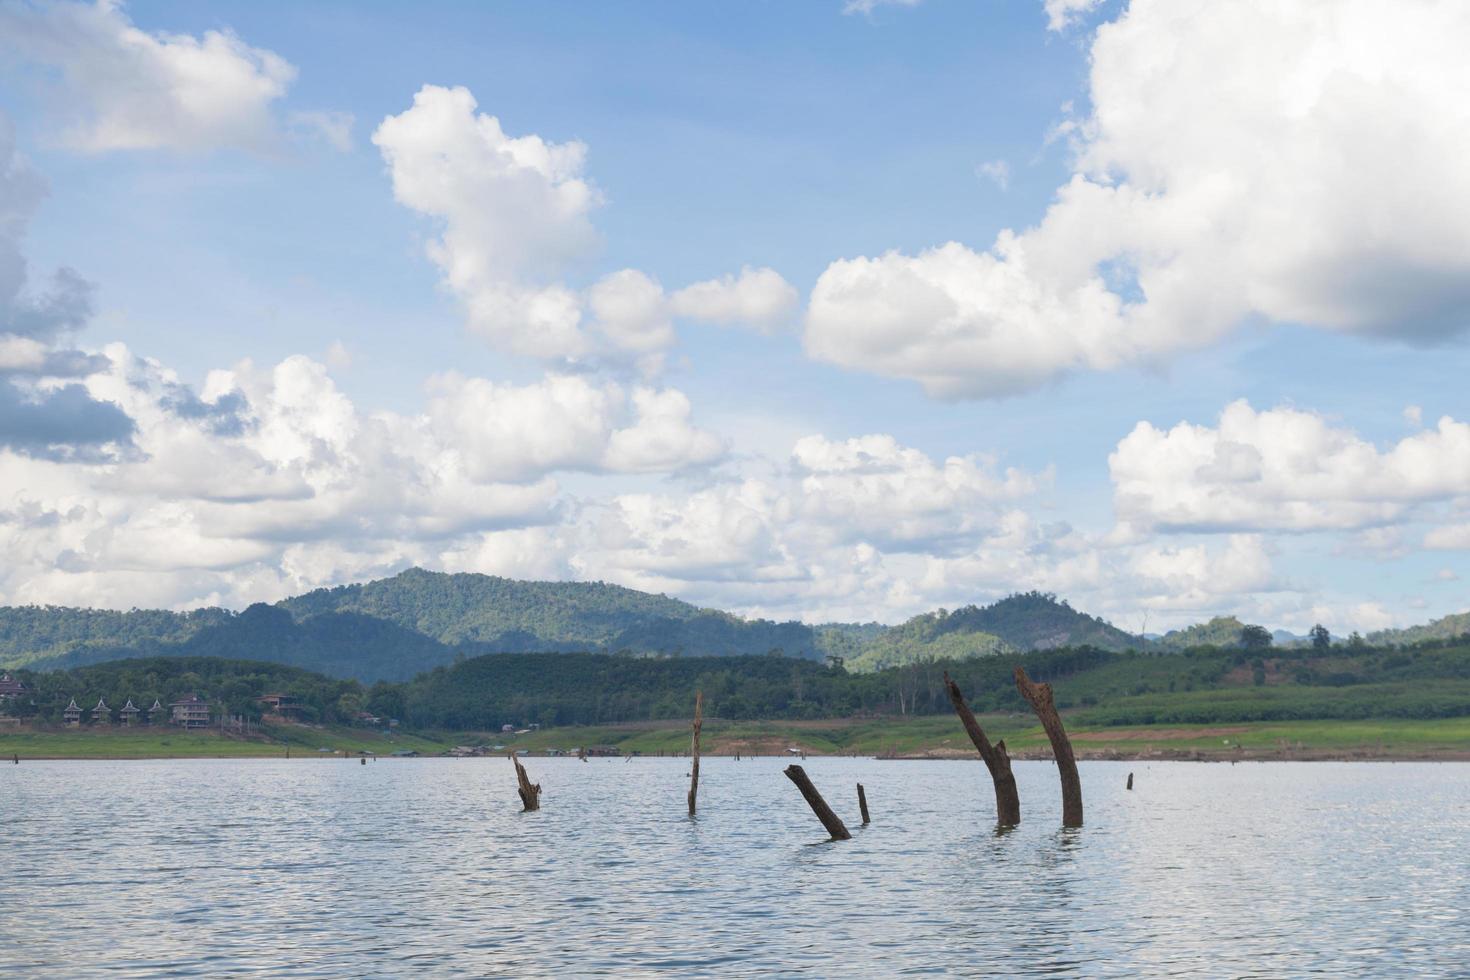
<box><xmin>1347</xmin><ymin>631</ymin><xmax>1367</xmax><ymax>649</ymax></box>
<box><xmin>1239</xmin><ymin>624</ymin><xmax>1273</xmax><ymax>650</ymax></box>
<box><xmin>1310</xmin><ymin>624</ymin><xmax>1331</xmax><ymax>650</ymax></box>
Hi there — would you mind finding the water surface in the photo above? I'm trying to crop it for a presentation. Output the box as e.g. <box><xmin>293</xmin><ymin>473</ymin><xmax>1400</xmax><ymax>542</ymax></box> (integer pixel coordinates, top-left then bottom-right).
<box><xmin>3</xmin><ymin>758</ymin><xmax>1467</xmax><ymax>976</ymax></box>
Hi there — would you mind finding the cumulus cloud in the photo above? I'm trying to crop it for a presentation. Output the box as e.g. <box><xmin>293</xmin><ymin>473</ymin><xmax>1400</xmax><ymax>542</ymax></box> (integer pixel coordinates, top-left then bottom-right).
<box><xmin>0</xmin><ymin>0</ymin><xmax>301</xmax><ymax>153</ymax></box>
<box><xmin>0</xmin><ymin>118</ymin><xmax>134</xmax><ymax>460</ymax></box>
<box><xmin>374</xmin><ymin>85</ymin><xmax>797</xmax><ymax>365</ymax></box>
<box><xmin>975</xmin><ymin>159</ymin><xmax>1010</xmax><ymax>190</ymax></box>
<box><xmin>1110</xmin><ymin>400</ymin><xmax>1470</xmax><ymax>533</ymax></box>
<box><xmin>807</xmin><ymin>0</ymin><xmax>1470</xmax><ymax>397</ymax></box>
<box><xmin>669</xmin><ymin>266</ymin><xmax>798</xmax><ymax>333</ymax></box>
<box><xmin>0</xmin><ymin>344</ymin><xmax>729</xmax><ymax>608</ymax></box>
<box><xmin>373</xmin><ymin>84</ymin><xmax>602</xmax><ymax>358</ymax></box>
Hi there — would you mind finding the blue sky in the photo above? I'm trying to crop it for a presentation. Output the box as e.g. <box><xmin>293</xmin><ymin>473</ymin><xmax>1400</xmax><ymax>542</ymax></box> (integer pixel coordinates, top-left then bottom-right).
<box><xmin>0</xmin><ymin>0</ymin><xmax>1466</xmax><ymax>633</ymax></box>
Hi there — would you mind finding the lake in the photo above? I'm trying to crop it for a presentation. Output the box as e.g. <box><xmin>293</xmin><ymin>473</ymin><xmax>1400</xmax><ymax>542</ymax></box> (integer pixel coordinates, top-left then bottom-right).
<box><xmin>3</xmin><ymin>758</ymin><xmax>1467</xmax><ymax>977</ymax></box>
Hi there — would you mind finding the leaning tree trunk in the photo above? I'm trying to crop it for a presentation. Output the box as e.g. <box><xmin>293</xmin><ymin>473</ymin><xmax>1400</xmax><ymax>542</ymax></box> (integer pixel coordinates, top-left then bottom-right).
<box><xmin>511</xmin><ymin>755</ymin><xmax>541</xmax><ymax>811</ymax></box>
<box><xmin>688</xmin><ymin>690</ymin><xmax>703</xmax><ymax>816</ymax></box>
<box><xmin>1014</xmin><ymin>666</ymin><xmax>1082</xmax><ymax>828</ymax></box>
<box><xmin>783</xmin><ymin>765</ymin><xmax>852</xmax><ymax>840</ymax></box>
<box><xmin>943</xmin><ymin>672</ymin><xmax>1021</xmax><ymax>826</ymax></box>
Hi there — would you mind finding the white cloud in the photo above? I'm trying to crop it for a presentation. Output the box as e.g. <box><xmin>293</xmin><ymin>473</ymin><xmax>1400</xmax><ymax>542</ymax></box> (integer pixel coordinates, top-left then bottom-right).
<box><xmin>375</xmin><ymin>85</ymin><xmax>798</xmax><ymax>365</ymax></box>
<box><xmin>1110</xmin><ymin>400</ymin><xmax>1470</xmax><ymax>533</ymax></box>
<box><xmin>669</xmin><ymin>266</ymin><xmax>798</xmax><ymax>333</ymax></box>
<box><xmin>1425</xmin><ymin>525</ymin><xmax>1470</xmax><ymax>551</ymax></box>
<box><xmin>0</xmin><ymin>344</ymin><xmax>727</xmax><ymax>609</ymax></box>
<box><xmin>807</xmin><ymin>0</ymin><xmax>1470</xmax><ymax>397</ymax></box>
<box><xmin>0</xmin><ymin>0</ymin><xmax>299</xmax><ymax>153</ymax></box>
<box><xmin>373</xmin><ymin>84</ymin><xmax>601</xmax><ymax>359</ymax></box>
<box><xmin>424</xmin><ymin>372</ymin><xmax>724</xmax><ymax>482</ymax></box>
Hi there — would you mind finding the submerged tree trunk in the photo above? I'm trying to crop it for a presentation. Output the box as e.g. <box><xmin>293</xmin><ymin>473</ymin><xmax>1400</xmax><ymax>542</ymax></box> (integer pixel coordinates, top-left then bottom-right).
<box><xmin>857</xmin><ymin>783</ymin><xmax>871</xmax><ymax>825</ymax></box>
<box><xmin>511</xmin><ymin>755</ymin><xmax>541</xmax><ymax>811</ymax></box>
<box><xmin>943</xmin><ymin>671</ymin><xmax>1021</xmax><ymax>826</ymax></box>
<box><xmin>688</xmin><ymin>690</ymin><xmax>703</xmax><ymax>816</ymax></box>
<box><xmin>1014</xmin><ymin>666</ymin><xmax>1083</xmax><ymax>828</ymax></box>
<box><xmin>784</xmin><ymin>765</ymin><xmax>852</xmax><ymax>840</ymax></box>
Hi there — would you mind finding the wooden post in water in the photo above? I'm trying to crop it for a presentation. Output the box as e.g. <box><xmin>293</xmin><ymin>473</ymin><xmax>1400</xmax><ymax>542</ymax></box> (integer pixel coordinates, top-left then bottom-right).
<box><xmin>943</xmin><ymin>671</ymin><xmax>1021</xmax><ymax>826</ymax></box>
<box><xmin>1126</xmin><ymin>772</ymin><xmax>1133</xmax><ymax>790</ymax></box>
<box><xmin>857</xmin><ymin>783</ymin><xmax>871</xmax><ymax>825</ymax></box>
<box><xmin>1014</xmin><ymin>666</ymin><xmax>1083</xmax><ymax>828</ymax></box>
<box><xmin>688</xmin><ymin>690</ymin><xmax>703</xmax><ymax>817</ymax></box>
<box><xmin>511</xmin><ymin>755</ymin><xmax>542</xmax><ymax>811</ymax></box>
<box><xmin>784</xmin><ymin>765</ymin><xmax>851</xmax><ymax>840</ymax></box>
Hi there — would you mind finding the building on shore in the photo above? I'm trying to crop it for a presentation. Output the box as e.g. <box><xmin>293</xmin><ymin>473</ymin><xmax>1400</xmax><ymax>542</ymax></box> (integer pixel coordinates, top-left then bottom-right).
<box><xmin>257</xmin><ymin>693</ymin><xmax>304</xmax><ymax>719</ymax></box>
<box><xmin>0</xmin><ymin>673</ymin><xmax>27</xmax><ymax>700</ymax></box>
<box><xmin>170</xmin><ymin>694</ymin><xmax>211</xmax><ymax>729</ymax></box>
<box><xmin>91</xmin><ymin>697</ymin><xmax>111</xmax><ymax>726</ymax></box>
<box><xmin>63</xmin><ymin>698</ymin><xmax>82</xmax><ymax>727</ymax></box>
<box><xmin>146</xmin><ymin>699</ymin><xmax>165</xmax><ymax>725</ymax></box>
<box><xmin>120</xmin><ymin>700</ymin><xmax>140</xmax><ymax>727</ymax></box>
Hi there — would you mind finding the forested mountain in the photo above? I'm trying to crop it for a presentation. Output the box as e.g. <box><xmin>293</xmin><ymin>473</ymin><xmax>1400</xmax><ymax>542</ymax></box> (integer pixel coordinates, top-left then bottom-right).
<box><xmin>0</xmin><ymin>605</ymin><xmax>231</xmax><ymax>668</ymax></box>
<box><xmin>4</xmin><ymin>567</ymin><xmax>1463</xmax><ymax>684</ymax></box>
<box><xmin>1156</xmin><ymin>616</ymin><xmax>1250</xmax><ymax>649</ymax></box>
<box><xmin>1370</xmin><ymin>611</ymin><xmax>1470</xmax><ymax>647</ymax></box>
<box><xmin>277</xmin><ymin>568</ymin><xmax>821</xmax><ymax>658</ymax></box>
<box><xmin>848</xmin><ymin>592</ymin><xmax>1138</xmax><ymax>671</ymax></box>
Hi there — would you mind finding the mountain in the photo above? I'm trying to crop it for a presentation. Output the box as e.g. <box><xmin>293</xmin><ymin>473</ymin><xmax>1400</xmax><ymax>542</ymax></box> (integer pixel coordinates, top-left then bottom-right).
<box><xmin>1156</xmin><ymin>616</ymin><xmax>1249</xmax><ymax>649</ymax></box>
<box><xmin>0</xmin><ymin>568</ymin><xmax>824</xmax><ymax>681</ymax></box>
<box><xmin>277</xmin><ymin>568</ymin><xmax>821</xmax><ymax>658</ymax></box>
<box><xmin>1369</xmin><ymin>611</ymin><xmax>1470</xmax><ymax>647</ymax></box>
<box><xmin>0</xmin><ymin>605</ymin><xmax>231</xmax><ymax>668</ymax></box>
<box><xmin>847</xmin><ymin>592</ymin><xmax>1139</xmax><ymax>671</ymax></box>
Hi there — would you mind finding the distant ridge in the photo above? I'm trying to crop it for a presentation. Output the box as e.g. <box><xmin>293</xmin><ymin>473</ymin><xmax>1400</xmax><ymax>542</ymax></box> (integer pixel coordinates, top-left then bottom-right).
<box><xmin>1</xmin><ymin>567</ymin><xmax>1463</xmax><ymax>683</ymax></box>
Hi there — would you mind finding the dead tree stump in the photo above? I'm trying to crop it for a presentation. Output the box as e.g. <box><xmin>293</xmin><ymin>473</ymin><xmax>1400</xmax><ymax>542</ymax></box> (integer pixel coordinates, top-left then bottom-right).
<box><xmin>511</xmin><ymin>755</ymin><xmax>541</xmax><ymax>811</ymax></box>
<box><xmin>1014</xmin><ymin>666</ymin><xmax>1083</xmax><ymax>827</ymax></box>
<box><xmin>857</xmin><ymin>783</ymin><xmax>871</xmax><ymax>825</ymax></box>
<box><xmin>688</xmin><ymin>690</ymin><xmax>703</xmax><ymax>816</ymax></box>
<box><xmin>943</xmin><ymin>671</ymin><xmax>1021</xmax><ymax>826</ymax></box>
<box><xmin>784</xmin><ymin>765</ymin><xmax>852</xmax><ymax>840</ymax></box>
<box><xmin>1126</xmin><ymin>771</ymin><xmax>1133</xmax><ymax>790</ymax></box>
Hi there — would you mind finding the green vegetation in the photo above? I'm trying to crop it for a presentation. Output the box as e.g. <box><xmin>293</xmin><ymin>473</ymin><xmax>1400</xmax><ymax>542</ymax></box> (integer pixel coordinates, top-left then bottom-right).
<box><xmin>1370</xmin><ymin>610</ymin><xmax>1470</xmax><ymax>647</ymax></box>
<box><xmin>848</xmin><ymin>591</ymin><xmax>1138</xmax><ymax>671</ymax></box>
<box><xmin>0</xmin><ymin>725</ymin><xmax>448</xmax><ymax>759</ymax></box>
<box><xmin>0</xmin><ymin>605</ymin><xmax>230</xmax><ymax>668</ymax></box>
<box><xmin>279</xmin><ymin>567</ymin><xmax>821</xmax><ymax>658</ymax></box>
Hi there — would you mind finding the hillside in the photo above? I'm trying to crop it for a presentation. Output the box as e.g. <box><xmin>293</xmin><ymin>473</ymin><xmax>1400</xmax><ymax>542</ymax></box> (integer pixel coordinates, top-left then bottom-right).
<box><xmin>278</xmin><ymin>568</ymin><xmax>821</xmax><ymax>658</ymax></box>
<box><xmin>0</xmin><ymin>605</ymin><xmax>231</xmax><ymax>668</ymax></box>
<box><xmin>1369</xmin><ymin>611</ymin><xmax>1470</xmax><ymax>647</ymax></box>
<box><xmin>848</xmin><ymin>592</ymin><xmax>1138</xmax><ymax>671</ymax></box>
<box><xmin>1157</xmin><ymin>616</ymin><xmax>1249</xmax><ymax>649</ymax></box>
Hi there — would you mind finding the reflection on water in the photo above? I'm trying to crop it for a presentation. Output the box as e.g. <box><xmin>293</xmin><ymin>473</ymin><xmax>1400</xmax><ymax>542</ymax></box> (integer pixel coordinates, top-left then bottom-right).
<box><xmin>3</xmin><ymin>758</ymin><xmax>1467</xmax><ymax>976</ymax></box>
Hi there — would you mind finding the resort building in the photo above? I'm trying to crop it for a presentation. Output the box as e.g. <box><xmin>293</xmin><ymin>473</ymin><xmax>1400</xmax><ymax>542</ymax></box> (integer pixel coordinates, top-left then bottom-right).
<box><xmin>170</xmin><ymin>694</ymin><xmax>212</xmax><ymax>729</ymax></box>
<box><xmin>0</xmin><ymin>673</ymin><xmax>27</xmax><ymax>700</ymax></box>
<box><xmin>146</xmin><ymin>699</ymin><xmax>165</xmax><ymax>725</ymax></box>
<box><xmin>91</xmin><ymin>698</ymin><xmax>111</xmax><ymax>726</ymax></box>
<box><xmin>257</xmin><ymin>693</ymin><xmax>304</xmax><ymax>718</ymax></box>
<box><xmin>119</xmin><ymin>700</ymin><xmax>140</xmax><ymax>727</ymax></box>
<box><xmin>63</xmin><ymin>698</ymin><xmax>82</xmax><ymax>727</ymax></box>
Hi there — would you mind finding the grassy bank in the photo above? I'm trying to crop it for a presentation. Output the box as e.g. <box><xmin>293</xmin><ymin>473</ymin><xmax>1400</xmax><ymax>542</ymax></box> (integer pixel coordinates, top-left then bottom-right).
<box><xmin>475</xmin><ymin>713</ymin><xmax>1470</xmax><ymax>761</ymax></box>
<box><xmin>0</xmin><ymin>723</ymin><xmax>450</xmax><ymax>759</ymax></box>
<box><xmin>3</xmin><ymin>714</ymin><xmax>1467</xmax><ymax>761</ymax></box>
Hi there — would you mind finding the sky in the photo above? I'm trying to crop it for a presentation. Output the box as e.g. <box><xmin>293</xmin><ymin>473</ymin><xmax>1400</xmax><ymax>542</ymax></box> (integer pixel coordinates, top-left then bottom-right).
<box><xmin>0</xmin><ymin>0</ymin><xmax>1467</xmax><ymax>634</ymax></box>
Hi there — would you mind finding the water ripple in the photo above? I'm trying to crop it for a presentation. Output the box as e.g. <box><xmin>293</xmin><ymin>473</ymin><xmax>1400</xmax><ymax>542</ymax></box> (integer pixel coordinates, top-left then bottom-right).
<box><xmin>2</xmin><ymin>758</ymin><xmax>1467</xmax><ymax>977</ymax></box>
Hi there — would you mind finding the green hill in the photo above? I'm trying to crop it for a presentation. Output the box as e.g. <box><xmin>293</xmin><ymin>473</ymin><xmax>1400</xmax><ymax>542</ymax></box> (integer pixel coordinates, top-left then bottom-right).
<box><xmin>847</xmin><ymin>591</ymin><xmax>1138</xmax><ymax>671</ymax></box>
<box><xmin>277</xmin><ymin>568</ymin><xmax>820</xmax><ymax>658</ymax></box>
<box><xmin>1369</xmin><ymin>611</ymin><xmax>1470</xmax><ymax>647</ymax></box>
<box><xmin>1157</xmin><ymin>616</ymin><xmax>1250</xmax><ymax>649</ymax></box>
<box><xmin>0</xmin><ymin>605</ymin><xmax>230</xmax><ymax>668</ymax></box>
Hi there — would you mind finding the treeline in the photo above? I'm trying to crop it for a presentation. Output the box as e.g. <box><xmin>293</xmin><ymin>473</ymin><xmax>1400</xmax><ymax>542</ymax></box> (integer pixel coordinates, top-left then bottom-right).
<box><xmin>7</xmin><ymin>639</ymin><xmax>1470</xmax><ymax>731</ymax></box>
<box><xmin>5</xmin><ymin>657</ymin><xmax>364</xmax><ymax>725</ymax></box>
